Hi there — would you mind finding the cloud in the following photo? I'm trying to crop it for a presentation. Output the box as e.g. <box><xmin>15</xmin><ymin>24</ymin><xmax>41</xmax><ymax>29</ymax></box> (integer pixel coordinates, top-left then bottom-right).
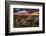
<box><xmin>15</xmin><ymin>10</ymin><xmax>28</xmax><ymax>14</ymax></box>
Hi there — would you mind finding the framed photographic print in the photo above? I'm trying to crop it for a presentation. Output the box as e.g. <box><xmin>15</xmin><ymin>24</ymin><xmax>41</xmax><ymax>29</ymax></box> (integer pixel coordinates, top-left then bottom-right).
<box><xmin>5</xmin><ymin>1</ymin><xmax>45</xmax><ymax>35</ymax></box>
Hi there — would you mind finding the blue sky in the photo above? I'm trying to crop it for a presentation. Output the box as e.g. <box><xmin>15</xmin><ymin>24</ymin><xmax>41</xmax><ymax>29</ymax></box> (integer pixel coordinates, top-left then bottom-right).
<box><xmin>14</xmin><ymin>8</ymin><xmax>39</xmax><ymax>13</ymax></box>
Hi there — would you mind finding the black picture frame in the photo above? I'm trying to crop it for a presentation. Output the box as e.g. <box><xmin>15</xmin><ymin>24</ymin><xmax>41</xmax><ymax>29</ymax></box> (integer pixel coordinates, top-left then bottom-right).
<box><xmin>5</xmin><ymin>1</ymin><xmax>45</xmax><ymax>35</ymax></box>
